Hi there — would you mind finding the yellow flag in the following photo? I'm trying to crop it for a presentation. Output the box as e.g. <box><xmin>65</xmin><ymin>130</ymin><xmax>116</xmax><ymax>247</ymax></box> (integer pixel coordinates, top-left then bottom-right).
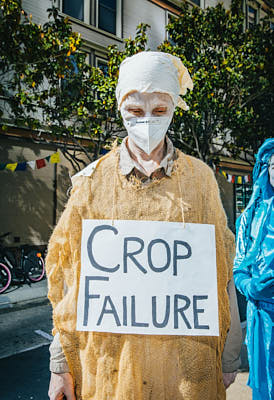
<box><xmin>238</xmin><ymin>176</ymin><xmax>242</xmax><ymax>184</ymax></box>
<box><xmin>50</xmin><ymin>152</ymin><xmax>60</xmax><ymax>164</ymax></box>
<box><xmin>6</xmin><ymin>163</ymin><xmax>17</xmax><ymax>172</ymax></box>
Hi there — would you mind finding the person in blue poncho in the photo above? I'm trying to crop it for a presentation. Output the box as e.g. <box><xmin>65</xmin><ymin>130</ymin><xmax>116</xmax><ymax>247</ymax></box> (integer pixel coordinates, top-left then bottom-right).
<box><xmin>234</xmin><ymin>138</ymin><xmax>274</xmax><ymax>400</ymax></box>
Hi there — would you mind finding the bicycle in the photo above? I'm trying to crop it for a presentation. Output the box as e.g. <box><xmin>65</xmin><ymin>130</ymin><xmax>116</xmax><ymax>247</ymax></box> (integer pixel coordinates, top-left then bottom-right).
<box><xmin>0</xmin><ymin>232</ymin><xmax>45</xmax><ymax>294</ymax></box>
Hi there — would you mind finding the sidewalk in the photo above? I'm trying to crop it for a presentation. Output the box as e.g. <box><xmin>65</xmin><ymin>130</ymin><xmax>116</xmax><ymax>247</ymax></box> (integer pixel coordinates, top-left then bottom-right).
<box><xmin>0</xmin><ymin>278</ymin><xmax>48</xmax><ymax>313</ymax></box>
<box><xmin>227</xmin><ymin>372</ymin><xmax>252</xmax><ymax>399</ymax></box>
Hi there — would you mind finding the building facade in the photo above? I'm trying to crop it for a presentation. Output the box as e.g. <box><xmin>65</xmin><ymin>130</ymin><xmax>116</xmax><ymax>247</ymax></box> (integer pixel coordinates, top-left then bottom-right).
<box><xmin>0</xmin><ymin>0</ymin><xmax>272</xmax><ymax>246</ymax></box>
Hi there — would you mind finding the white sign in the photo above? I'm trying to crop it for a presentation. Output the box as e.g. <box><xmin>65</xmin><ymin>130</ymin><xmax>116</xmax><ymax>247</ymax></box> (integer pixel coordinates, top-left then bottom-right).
<box><xmin>76</xmin><ymin>220</ymin><xmax>219</xmax><ymax>336</ymax></box>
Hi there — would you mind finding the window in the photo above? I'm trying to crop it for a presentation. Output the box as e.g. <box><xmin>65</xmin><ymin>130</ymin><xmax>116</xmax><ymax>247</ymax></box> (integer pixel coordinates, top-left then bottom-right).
<box><xmin>98</xmin><ymin>0</ymin><xmax>117</xmax><ymax>35</ymax></box>
<box><xmin>96</xmin><ymin>57</ymin><xmax>109</xmax><ymax>76</ymax></box>
<box><xmin>61</xmin><ymin>0</ymin><xmax>122</xmax><ymax>37</ymax></box>
<box><xmin>235</xmin><ymin>183</ymin><xmax>253</xmax><ymax>220</ymax></box>
<box><xmin>165</xmin><ymin>11</ymin><xmax>177</xmax><ymax>44</ymax></box>
<box><xmin>189</xmin><ymin>0</ymin><xmax>200</xmax><ymax>6</ymax></box>
<box><xmin>63</xmin><ymin>0</ymin><xmax>84</xmax><ymax>21</ymax></box>
<box><xmin>247</xmin><ymin>5</ymin><xmax>257</xmax><ymax>28</ymax></box>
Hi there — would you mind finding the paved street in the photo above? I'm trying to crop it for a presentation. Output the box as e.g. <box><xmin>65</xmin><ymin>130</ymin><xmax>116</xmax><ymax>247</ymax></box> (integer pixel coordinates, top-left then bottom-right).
<box><xmin>0</xmin><ymin>345</ymin><xmax>51</xmax><ymax>400</ymax></box>
<box><xmin>0</xmin><ymin>299</ymin><xmax>252</xmax><ymax>399</ymax></box>
<box><xmin>0</xmin><ymin>303</ymin><xmax>53</xmax><ymax>359</ymax></box>
<box><xmin>0</xmin><ymin>303</ymin><xmax>53</xmax><ymax>399</ymax></box>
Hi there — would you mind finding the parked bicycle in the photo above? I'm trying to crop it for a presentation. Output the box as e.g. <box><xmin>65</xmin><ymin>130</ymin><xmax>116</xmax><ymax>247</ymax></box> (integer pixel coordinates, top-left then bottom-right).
<box><xmin>0</xmin><ymin>232</ymin><xmax>45</xmax><ymax>294</ymax></box>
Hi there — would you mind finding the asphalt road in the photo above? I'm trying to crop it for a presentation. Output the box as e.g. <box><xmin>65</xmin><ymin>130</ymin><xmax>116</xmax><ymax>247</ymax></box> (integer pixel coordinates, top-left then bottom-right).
<box><xmin>0</xmin><ymin>345</ymin><xmax>51</xmax><ymax>400</ymax></box>
<box><xmin>0</xmin><ymin>303</ymin><xmax>252</xmax><ymax>399</ymax></box>
<box><xmin>0</xmin><ymin>303</ymin><xmax>53</xmax><ymax>359</ymax></box>
<box><xmin>0</xmin><ymin>303</ymin><xmax>53</xmax><ymax>400</ymax></box>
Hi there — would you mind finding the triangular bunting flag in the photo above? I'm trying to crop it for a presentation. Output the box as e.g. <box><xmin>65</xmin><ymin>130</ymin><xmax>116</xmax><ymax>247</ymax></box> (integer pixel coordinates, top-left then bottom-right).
<box><xmin>0</xmin><ymin>153</ymin><xmax>62</xmax><ymax>173</ymax></box>
<box><xmin>221</xmin><ymin>170</ymin><xmax>227</xmax><ymax>179</ymax></box>
<box><xmin>227</xmin><ymin>174</ymin><xmax>232</xmax><ymax>183</ymax></box>
<box><xmin>6</xmin><ymin>163</ymin><xmax>17</xmax><ymax>172</ymax></box>
<box><xmin>50</xmin><ymin>152</ymin><xmax>60</xmax><ymax>164</ymax></box>
<box><xmin>15</xmin><ymin>162</ymin><xmax>27</xmax><ymax>171</ymax></box>
<box><xmin>27</xmin><ymin>160</ymin><xmax>36</xmax><ymax>170</ymax></box>
<box><xmin>36</xmin><ymin>159</ymin><xmax>46</xmax><ymax>169</ymax></box>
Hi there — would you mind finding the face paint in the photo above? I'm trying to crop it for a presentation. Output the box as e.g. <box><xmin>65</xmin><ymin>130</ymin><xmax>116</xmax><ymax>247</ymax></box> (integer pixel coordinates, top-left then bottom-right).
<box><xmin>120</xmin><ymin>92</ymin><xmax>174</xmax><ymax>155</ymax></box>
<box><xmin>268</xmin><ymin>154</ymin><xmax>274</xmax><ymax>188</ymax></box>
<box><xmin>124</xmin><ymin>116</ymin><xmax>172</xmax><ymax>155</ymax></box>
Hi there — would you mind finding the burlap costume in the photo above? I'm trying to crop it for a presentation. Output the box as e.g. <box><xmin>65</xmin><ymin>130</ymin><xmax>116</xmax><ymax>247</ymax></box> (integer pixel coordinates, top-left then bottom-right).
<box><xmin>46</xmin><ymin>146</ymin><xmax>234</xmax><ymax>400</ymax></box>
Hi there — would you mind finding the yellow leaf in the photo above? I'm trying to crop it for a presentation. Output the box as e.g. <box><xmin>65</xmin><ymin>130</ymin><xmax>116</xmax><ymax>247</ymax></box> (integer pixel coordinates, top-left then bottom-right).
<box><xmin>67</xmin><ymin>50</ymin><xmax>71</xmax><ymax>57</ymax></box>
<box><xmin>32</xmin><ymin>81</ymin><xmax>36</xmax><ymax>87</ymax></box>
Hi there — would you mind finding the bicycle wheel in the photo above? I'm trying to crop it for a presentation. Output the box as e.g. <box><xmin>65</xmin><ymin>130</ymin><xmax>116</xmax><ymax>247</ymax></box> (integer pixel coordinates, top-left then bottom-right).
<box><xmin>24</xmin><ymin>250</ymin><xmax>45</xmax><ymax>282</ymax></box>
<box><xmin>0</xmin><ymin>263</ymin><xmax>12</xmax><ymax>294</ymax></box>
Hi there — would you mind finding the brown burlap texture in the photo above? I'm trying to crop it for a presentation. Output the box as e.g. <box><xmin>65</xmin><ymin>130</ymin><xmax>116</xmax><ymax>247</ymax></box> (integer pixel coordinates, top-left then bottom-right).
<box><xmin>46</xmin><ymin>147</ymin><xmax>234</xmax><ymax>400</ymax></box>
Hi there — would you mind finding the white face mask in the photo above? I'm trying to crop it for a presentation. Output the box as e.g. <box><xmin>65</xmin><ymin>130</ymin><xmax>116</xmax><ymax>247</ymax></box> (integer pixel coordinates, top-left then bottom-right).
<box><xmin>123</xmin><ymin>116</ymin><xmax>172</xmax><ymax>155</ymax></box>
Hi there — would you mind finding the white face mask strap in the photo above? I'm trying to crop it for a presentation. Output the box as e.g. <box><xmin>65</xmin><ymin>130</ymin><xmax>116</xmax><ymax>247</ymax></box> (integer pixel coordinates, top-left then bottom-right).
<box><xmin>177</xmin><ymin>169</ymin><xmax>186</xmax><ymax>229</ymax></box>
<box><xmin>111</xmin><ymin>153</ymin><xmax>119</xmax><ymax>226</ymax></box>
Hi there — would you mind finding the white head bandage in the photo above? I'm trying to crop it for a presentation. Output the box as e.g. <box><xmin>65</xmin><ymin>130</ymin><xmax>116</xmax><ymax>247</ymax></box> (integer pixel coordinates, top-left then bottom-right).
<box><xmin>116</xmin><ymin>51</ymin><xmax>193</xmax><ymax>111</ymax></box>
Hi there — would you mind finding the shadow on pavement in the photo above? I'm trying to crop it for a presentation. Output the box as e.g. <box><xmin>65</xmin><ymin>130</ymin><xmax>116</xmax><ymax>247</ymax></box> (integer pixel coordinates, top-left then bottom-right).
<box><xmin>0</xmin><ymin>344</ymin><xmax>50</xmax><ymax>400</ymax></box>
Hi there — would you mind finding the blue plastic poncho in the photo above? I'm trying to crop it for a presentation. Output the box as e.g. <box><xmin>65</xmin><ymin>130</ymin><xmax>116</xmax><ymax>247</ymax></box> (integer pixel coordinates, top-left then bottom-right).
<box><xmin>234</xmin><ymin>138</ymin><xmax>274</xmax><ymax>400</ymax></box>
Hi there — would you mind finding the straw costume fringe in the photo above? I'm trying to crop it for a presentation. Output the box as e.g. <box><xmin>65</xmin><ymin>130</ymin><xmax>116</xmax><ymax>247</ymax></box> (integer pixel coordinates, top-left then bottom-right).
<box><xmin>46</xmin><ymin>147</ymin><xmax>234</xmax><ymax>400</ymax></box>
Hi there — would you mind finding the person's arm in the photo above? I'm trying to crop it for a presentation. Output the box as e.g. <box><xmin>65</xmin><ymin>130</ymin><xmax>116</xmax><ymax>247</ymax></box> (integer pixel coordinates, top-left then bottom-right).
<box><xmin>233</xmin><ymin>212</ymin><xmax>274</xmax><ymax>300</ymax></box>
<box><xmin>222</xmin><ymin>278</ymin><xmax>242</xmax><ymax>374</ymax></box>
<box><xmin>201</xmin><ymin>165</ymin><xmax>241</xmax><ymax>389</ymax></box>
<box><xmin>48</xmin><ymin>333</ymin><xmax>75</xmax><ymax>400</ymax></box>
<box><xmin>46</xmin><ymin>179</ymin><xmax>85</xmax><ymax>400</ymax></box>
<box><xmin>49</xmin><ymin>332</ymin><xmax>70</xmax><ymax>374</ymax></box>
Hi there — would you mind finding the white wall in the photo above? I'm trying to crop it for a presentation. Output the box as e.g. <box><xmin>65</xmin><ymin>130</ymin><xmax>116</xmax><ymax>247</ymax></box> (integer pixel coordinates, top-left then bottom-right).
<box><xmin>22</xmin><ymin>0</ymin><xmax>53</xmax><ymax>25</ymax></box>
<box><xmin>123</xmin><ymin>0</ymin><xmax>167</xmax><ymax>50</ymax></box>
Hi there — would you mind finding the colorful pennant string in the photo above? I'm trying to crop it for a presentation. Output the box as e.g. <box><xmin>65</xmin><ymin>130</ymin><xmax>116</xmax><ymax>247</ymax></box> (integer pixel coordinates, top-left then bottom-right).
<box><xmin>0</xmin><ymin>152</ymin><xmax>60</xmax><ymax>172</ymax></box>
<box><xmin>216</xmin><ymin>167</ymin><xmax>252</xmax><ymax>184</ymax></box>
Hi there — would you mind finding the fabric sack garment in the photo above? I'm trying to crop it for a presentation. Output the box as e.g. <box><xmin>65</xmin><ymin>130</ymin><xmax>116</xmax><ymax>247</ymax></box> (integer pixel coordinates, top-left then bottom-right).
<box><xmin>46</xmin><ymin>147</ymin><xmax>234</xmax><ymax>400</ymax></box>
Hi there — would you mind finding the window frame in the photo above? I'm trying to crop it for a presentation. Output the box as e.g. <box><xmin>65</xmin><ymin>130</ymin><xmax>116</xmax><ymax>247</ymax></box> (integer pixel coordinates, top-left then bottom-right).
<box><xmin>95</xmin><ymin>56</ymin><xmax>109</xmax><ymax>76</ymax></box>
<box><xmin>96</xmin><ymin>0</ymin><xmax>122</xmax><ymax>37</ymax></box>
<box><xmin>62</xmin><ymin>0</ymin><xmax>85</xmax><ymax>21</ymax></box>
<box><xmin>59</xmin><ymin>0</ymin><xmax>123</xmax><ymax>38</ymax></box>
<box><xmin>246</xmin><ymin>3</ymin><xmax>259</xmax><ymax>28</ymax></box>
<box><xmin>148</xmin><ymin>0</ymin><xmax>203</xmax><ymax>14</ymax></box>
<box><xmin>165</xmin><ymin>10</ymin><xmax>177</xmax><ymax>41</ymax></box>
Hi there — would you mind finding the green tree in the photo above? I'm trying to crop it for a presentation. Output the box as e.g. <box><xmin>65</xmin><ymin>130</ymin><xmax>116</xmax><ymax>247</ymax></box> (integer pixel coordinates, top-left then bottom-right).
<box><xmin>159</xmin><ymin>0</ymin><xmax>274</xmax><ymax>165</ymax></box>
<box><xmin>0</xmin><ymin>0</ymin><xmax>149</xmax><ymax>170</ymax></box>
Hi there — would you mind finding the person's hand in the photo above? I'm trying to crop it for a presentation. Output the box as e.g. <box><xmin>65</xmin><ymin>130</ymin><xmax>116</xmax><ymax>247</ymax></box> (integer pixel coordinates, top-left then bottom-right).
<box><xmin>248</xmin><ymin>272</ymin><xmax>274</xmax><ymax>300</ymax></box>
<box><xmin>48</xmin><ymin>372</ymin><xmax>76</xmax><ymax>400</ymax></box>
<box><xmin>223</xmin><ymin>371</ymin><xmax>237</xmax><ymax>389</ymax></box>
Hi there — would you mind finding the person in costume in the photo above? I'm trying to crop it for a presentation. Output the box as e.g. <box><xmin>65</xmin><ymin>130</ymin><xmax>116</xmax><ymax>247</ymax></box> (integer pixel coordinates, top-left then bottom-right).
<box><xmin>46</xmin><ymin>51</ymin><xmax>242</xmax><ymax>400</ymax></box>
<box><xmin>233</xmin><ymin>138</ymin><xmax>274</xmax><ymax>400</ymax></box>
